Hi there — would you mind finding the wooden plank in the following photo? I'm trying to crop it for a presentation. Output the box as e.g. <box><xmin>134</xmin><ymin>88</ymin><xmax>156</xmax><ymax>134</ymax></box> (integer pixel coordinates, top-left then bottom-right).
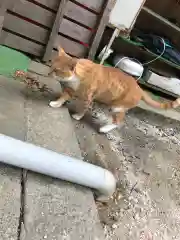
<box><xmin>0</xmin><ymin>0</ymin><xmax>11</xmax><ymax>36</ymax></box>
<box><xmin>43</xmin><ymin>0</ymin><xmax>68</xmax><ymax>62</ymax></box>
<box><xmin>0</xmin><ymin>30</ymin><xmax>44</xmax><ymax>56</ymax></box>
<box><xmin>135</xmin><ymin>10</ymin><xmax>180</xmax><ymax>48</ymax></box>
<box><xmin>4</xmin><ymin>13</ymin><xmax>49</xmax><ymax>44</ymax></box>
<box><xmin>144</xmin><ymin>0</ymin><xmax>171</xmax><ymax>17</ymax></box>
<box><xmin>54</xmin><ymin>35</ymin><xmax>87</xmax><ymax>57</ymax></box>
<box><xmin>64</xmin><ymin>1</ymin><xmax>98</xmax><ymax>28</ymax></box>
<box><xmin>88</xmin><ymin>0</ymin><xmax>115</xmax><ymax>60</ymax></box>
<box><xmin>59</xmin><ymin>18</ymin><xmax>92</xmax><ymax>43</ymax></box>
<box><xmin>33</xmin><ymin>0</ymin><xmax>59</xmax><ymax>11</ymax></box>
<box><xmin>73</xmin><ymin>0</ymin><xmax>105</xmax><ymax>13</ymax></box>
<box><xmin>8</xmin><ymin>0</ymin><xmax>55</xmax><ymax>28</ymax></box>
<box><xmin>138</xmin><ymin>79</ymin><xmax>179</xmax><ymax>98</ymax></box>
<box><xmin>142</xmin><ymin>6</ymin><xmax>180</xmax><ymax>34</ymax></box>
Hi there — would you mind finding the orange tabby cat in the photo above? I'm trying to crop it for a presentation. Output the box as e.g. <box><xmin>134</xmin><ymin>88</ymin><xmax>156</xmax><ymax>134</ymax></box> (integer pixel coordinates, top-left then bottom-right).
<box><xmin>49</xmin><ymin>47</ymin><xmax>180</xmax><ymax>133</ymax></box>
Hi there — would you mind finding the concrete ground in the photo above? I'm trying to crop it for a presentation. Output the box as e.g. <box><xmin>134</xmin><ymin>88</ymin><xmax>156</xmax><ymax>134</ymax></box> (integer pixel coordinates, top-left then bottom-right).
<box><xmin>0</xmin><ymin>75</ymin><xmax>104</xmax><ymax>240</ymax></box>
<box><xmin>72</xmin><ymin>102</ymin><xmax>180</xmax><ymax>240</ymax></box>
<box><xmin>1</xmin><ymin>60</ymin><xmax>180</xmax><ymax>240</ymax></box>
<box><xmin>28</xmin><ymin>61</ymin><xmax>180</xmax><ymax>239</ymax></box>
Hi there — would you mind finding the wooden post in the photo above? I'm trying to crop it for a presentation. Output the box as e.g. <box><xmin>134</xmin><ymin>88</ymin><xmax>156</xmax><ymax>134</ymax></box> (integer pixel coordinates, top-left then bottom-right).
<box><xmin>43</xmin><ymin>0</ymin><xmax>68</xmax><ymax>62</ymax></box>
<box><xmin>88</xmin><ymin>0</ymin><xmax>115</xmax><ymax>60</ymax></box>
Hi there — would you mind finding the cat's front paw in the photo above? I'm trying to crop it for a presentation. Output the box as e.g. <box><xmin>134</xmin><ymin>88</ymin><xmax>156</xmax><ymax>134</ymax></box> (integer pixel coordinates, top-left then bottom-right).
<box><xmin>71</xmin><ymin>113</ymin><xmax>84</xmax><ymax>121</ymax></box>
<box><xmin>99</xmin><ymin>124</ymin><xmax>117</xmax><ymax>133</ymax></box>
<box><xmin>49</xmin><ymin>101</ymin><xmax>63</xmax><ymax>108</ymax></box>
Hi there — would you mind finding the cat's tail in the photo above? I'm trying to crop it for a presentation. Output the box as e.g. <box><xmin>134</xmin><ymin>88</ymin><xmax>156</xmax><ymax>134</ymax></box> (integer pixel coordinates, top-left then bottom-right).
<box><xmin>141</xmin><ymin>91</ymin><xmax>180</xmax><ymax>109</ymax></box>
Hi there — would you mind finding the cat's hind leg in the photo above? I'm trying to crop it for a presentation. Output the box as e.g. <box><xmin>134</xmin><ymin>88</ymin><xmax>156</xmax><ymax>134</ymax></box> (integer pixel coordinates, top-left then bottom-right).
<box><xmin>71</xmin><ymin>98</ymin><xmax>92</xmax><ymax>120</ymax></box>
<box><xmin>99</xmin><ymin>111</ymin><xmax>125</xmax><ymax>133</ymax></box>
<box><xmin>99</xmin><ymin>123</ymin><xmax>118</xmax><ymax>133</ymax></box>
<box><xmin>71</xmin><ymin>92</ymin><xmax>94</xmax><ymax>121</ymax></box>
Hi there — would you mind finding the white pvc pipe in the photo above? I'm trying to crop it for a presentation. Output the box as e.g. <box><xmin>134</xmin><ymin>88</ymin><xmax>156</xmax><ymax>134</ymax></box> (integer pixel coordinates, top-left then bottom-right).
<box><xmin>0</xmin><ymin>134</ymin><xmax>116</xmax><ymax>202</ymax></box>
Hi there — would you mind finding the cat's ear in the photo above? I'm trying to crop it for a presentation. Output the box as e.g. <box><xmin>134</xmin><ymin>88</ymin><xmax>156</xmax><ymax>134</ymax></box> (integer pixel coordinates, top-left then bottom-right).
<box><xmin>58</xmin><ymin>46</ymin><xmax>66</xmax><ymax>56</ymax></box>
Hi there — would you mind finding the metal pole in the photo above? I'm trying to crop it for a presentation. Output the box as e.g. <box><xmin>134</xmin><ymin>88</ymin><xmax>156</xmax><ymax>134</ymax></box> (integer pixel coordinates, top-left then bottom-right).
<box><xmin>100</xmin><ymin>27</ymin><xmax>120</xmax><ymax>65</ymax></box>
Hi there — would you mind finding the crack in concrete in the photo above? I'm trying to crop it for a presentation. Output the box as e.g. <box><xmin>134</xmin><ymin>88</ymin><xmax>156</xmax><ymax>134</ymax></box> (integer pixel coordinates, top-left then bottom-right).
<box><xmin>17</xmin><ymin>91</ymin><xmax>29</xmax><ymax>240</ymax></box>
<box><xmin>17</xmin><ymin>169</ymin><xmax>27</xmax><ymax>240</ymax></box>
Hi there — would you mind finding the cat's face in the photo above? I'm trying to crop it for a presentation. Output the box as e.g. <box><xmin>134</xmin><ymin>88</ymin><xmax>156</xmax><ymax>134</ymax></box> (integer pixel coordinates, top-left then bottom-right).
<box><xmin>49</xmin><ymin>48</ymin><xmax>74</xmax><ymax>80</ymax></box>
